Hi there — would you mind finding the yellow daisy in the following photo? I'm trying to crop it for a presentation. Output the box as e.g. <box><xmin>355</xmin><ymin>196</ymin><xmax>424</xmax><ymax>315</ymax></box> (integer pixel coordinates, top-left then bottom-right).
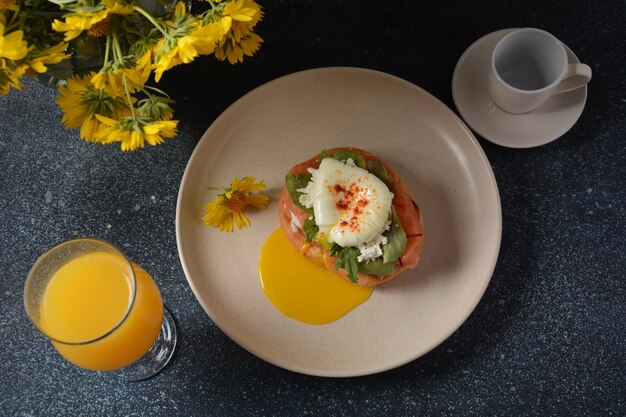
<box><xmin>221</xmin><ymin>0</ymin><xmax>263</xmax><ymax>38</ymax></box>
<box><xmin>26</xmin><ymin>42</ymin><xmax>71</xmax><ymax>74</ymax></box>
<box><xmin>87</xmin><ymin>17</ymin><xmax>112</xmax><ymax>38</ymax></box>
<box><xmin>79</xmin><ymin>116</ymin><xmax>106</xmax><ymax>142</ymax></box>
<box><xmin>56</xmin><ymin>72</ymin><xmax>99</xmax><ymax>129</ymax></box>
<box><xmin>0</xmin><ymin>61</ymin><xmax>27</xmax><ymax>94</ymax></box>
<box><xmin>0</xmin><ymin>0</ymin><xmax>18</xmax><ymax>11</ymax></box>
<box><xmin>135</xmin><ymin>49</ymin><xmax>153</xmax><ymax>83</ymax></box>
<box><xmin>193</xmin><ymin>21</ymin><xmax>225</xmax><ymax>55</ymax></box>
<box><xmin>91</xmin><ymin>70</ymin><xmax>125</xmax><ymax>97</ymax></box>
<box><xmin>56</xmin><ymin>72</ymin><xmax>129</xmax><ymax>140</ymax></box>
<box><xmin>0</xmin><ymin>22</ymin><xmax>28</xmax><ymax>61</ymax></box>
<box><xmin>91</xmin><ymin>65</ymin><xmax>147</xmax><ymax>98</ymax></box>
<box><xmin>153</xmin><ymin>2</ymin><xmax>225</xmax><ymax>81</ymax></box>
<box><xmin>172</xmin><ymin>21</ymin><xmax>224</xmax><ymax>64</ymax></box>
<box><xmin>152</xmin><ymin>43</ymin><xmax>181</xmax><ymax>82</ymax></box>
<box><xmin>214</xmin><ymin>0</ymin><xmax>263</xmax><ymax>64</ymax></box>
<box><xmin>143</xmin><ymin>119</ymin><xmax>178</xmax><ymax>146</ymax></box>
<box><xmin>93</xmin><ymin>115</ymin><xmax>139</xmax><ymax>149</ymax></box>
<box><xmin>202</xmin><ymin>177</ymin><xmax>270</xmax><ymax>232</ymax></box>
<box><xmin>102</xmin><ymin>0</ymin><xmax>134</xmax><ymax>15</ymax></box>
<box><xmin>52</xmin><ymin>0</ymin><xmax>134</xmax><ymax>41</ymax></box>
<box><xmin>215</xmin><ymin>32</ymin><xmax>262</xmax><ymax>64</ymax></box>
<box><xmin>94</xmin><ymin>115</ymin><xmax>178</xmax><ymax>151</ymax></box>
<box><xmin>52</xmin><ymin>12</ymin><xmax>109</xmax><ymax>41</ymax></box>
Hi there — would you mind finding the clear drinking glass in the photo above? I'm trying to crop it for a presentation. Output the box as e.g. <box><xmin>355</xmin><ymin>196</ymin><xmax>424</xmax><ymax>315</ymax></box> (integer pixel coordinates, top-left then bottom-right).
<box><xmin>24</xmin><ymin>238</ymin><xmax>177</xmax><ymax>381</ymax></box>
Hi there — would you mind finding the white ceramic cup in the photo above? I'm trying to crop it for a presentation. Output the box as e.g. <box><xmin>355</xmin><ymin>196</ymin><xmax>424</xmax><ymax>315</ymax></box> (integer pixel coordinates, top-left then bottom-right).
<box><xmin>488</xmin><ymin>28</ymin><xmax>592</xmax><ymax>114</ymax></box>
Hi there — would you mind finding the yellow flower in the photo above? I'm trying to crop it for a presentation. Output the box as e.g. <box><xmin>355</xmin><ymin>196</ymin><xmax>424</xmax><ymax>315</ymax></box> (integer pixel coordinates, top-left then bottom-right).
<box><xmin>0</xmin><ymin>0</ymin><xmax>18</xmax><ymax>11</ymax></box>
<box><xmin>143</xmin><ymin>119</ymin><xmax>178</xmax><ymax>145</ymax></box>
<box><xmin>91</xmin><ymin>63</ymin><xmax>147</xmax><ymax>98</ymax></box>
<box><xmin>52</xmin><ymin>11</ymin><xmax>109</xmax><ymax>41</ymax></box>
<box><xmin>102</xmin><ymin>0</ymin><xmax>134</xmax><ymax>15</ymax></box>
<box><xmin>193</xmin><ymin>22</ymin><xmax>225</xmax><ymax>55</ymax></box>
<box><xmin>93</xmin><ymin>115</ymin><xmax>140</xmax><ymax>149</ymax></box>
<box><xmin>152</xmin><ymin>3</ymin><xmax>223</xmax><ymax>82</ymax></box>
<box><xmin>87</xmin><ymin>17</ymin><xmax>112</xmax><ymax>37</ymax></box>
<box><xmin>214</xmin><ymin>0</ymin><xmax>263</xmax><ymax>64</ymax></box>
<box><xmin>221</xmin><ymin>0</ymin><xmax>263</xmax><ymax>36</ymax></box>
<box><xmin>91</xmin><ymin>70</ymin><xmax>125</xmax><ymax>97</ymax></box>
<box><xmin>135</xmin><ymin>49</ymin><xmax>153</xmax><ymax>83</ymax></box>
<box><xmin>56</xmin><ymin>72</ymin><xmax>98</xmax><ymax>129</ymax></box>
<box><xmin>94</xmin><ymin>115</ymin><xmax>178</xmax><ymax>151</ymax></box>
<box><xmin>215</xmin><ymin>32</ymin><xmax>262</xmax><ymax>64</ymax></box>
<box><xmin>56</xmin><ymin>72</ymin><xmax>129</xmax><ymax>140</ymax></box>
<box><xmin>79</xmin><ymin>116</ymin><xmax>106</xmax><ymax>142</ymax></box>
<box><xmin>202</xmin><ymin>176</ymin><xmax>270</xmax><ymax>232</ymax></box>
<box><xmin>176</xmin><ymin>26</ymin><xmax>210</xmax><ymax>63</ymax></box>
<box><xmin>0</xmin><ymin>61</ymin><xmax>27</xmax><ymax>94</ymax></box>
<box><xmin>52</xmin><ymin>0</ymin><xmax>134</xmax><ymax>41</ymax></box>
<box><xmin>0</xmin><ymin>22</ymin><xmax>28</xmax><ymax>61</ymax></box>
<box><xmin>26</xmin><ymin>42</ymin><xmax>71</xmax><ymax>74</ymax></box>
<box><xmin>152</xmin><ymin>44</ymin><xmax>181</xmax><ymax>82</ymax></box>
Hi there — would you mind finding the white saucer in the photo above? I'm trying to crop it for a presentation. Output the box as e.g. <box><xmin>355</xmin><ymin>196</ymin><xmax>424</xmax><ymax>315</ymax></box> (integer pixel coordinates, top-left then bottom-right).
<box><xmin>452</xmin><ymin>29</ymin><xmax>588</xmax><ymax>148</ymax></box>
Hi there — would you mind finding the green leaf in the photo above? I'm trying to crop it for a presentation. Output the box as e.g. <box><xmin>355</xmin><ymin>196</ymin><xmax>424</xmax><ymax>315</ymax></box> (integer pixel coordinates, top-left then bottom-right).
<box><xmin>366</xmin><ymin>159</ymin><xmax>395</xmax><ymax>191</ymax></box>
<box><xmin>332</xmin><ymin>149</ymin><xmax>367</xmax><ymax>169</ymax></box>
<box><xmin>320</xmin><ymin>149</ymin><xmax>330</xmax><ymax>160</ymax></box>
<box><xmin>303</xmin><ymin>217</ymin><xmax>318</xmax><ymax>242</ymax></box>
<box><xmin>382</xmin><ymin>210</ymin><xmax>407</xmax><ymax>263</ymax></box>
<box><xmin>333</xmin><ymin>246</ymin><xmax>360</xmax><ymax>283</ymax></box>
<box><xmin>285</xmin><ymin>174</ymin><xmax>314</xmax><ymax>215</ymax></box>
<box><xmin>357</xmin><ymin>258</ymin><xmax>397</xmax><ymax>277</ymax></box>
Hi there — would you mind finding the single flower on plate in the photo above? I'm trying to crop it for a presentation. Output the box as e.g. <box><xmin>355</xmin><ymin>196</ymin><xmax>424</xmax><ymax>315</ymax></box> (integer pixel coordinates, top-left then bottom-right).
<box><xmin>203</xmin><ymin>176</ymin><xmax>270</xmax><ymax>232</ymax></box>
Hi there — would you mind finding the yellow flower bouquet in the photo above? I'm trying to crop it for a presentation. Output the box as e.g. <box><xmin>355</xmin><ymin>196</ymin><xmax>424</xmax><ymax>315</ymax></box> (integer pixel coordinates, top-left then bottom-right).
<box><xmin>0</xmin><ymin>0</ymin><xmax>263</xmax><ymax>150</ymax></box>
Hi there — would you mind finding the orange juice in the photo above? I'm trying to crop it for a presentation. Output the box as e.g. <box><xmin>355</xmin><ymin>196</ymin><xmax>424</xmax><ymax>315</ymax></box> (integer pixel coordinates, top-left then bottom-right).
<box><xmin>38</xmin><ymin>252</ymin><xmax>163</xmax><ymax>371</ymax></box>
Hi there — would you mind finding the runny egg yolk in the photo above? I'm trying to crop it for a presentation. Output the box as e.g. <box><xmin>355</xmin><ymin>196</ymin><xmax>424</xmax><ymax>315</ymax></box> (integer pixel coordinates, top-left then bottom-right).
<box><xmin>258</xmin><ymin>228</ymin><xmax>373</xmax><ymax>325</ymax></box>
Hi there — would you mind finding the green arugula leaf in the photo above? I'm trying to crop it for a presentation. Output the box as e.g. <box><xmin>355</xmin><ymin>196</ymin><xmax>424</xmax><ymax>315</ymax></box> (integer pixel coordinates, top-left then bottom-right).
<box><xmin>303</xmin><ymin>217</ymin><xmax>318</xmax><ymax>242</ymax></box>
<box><xmin>332</xmin><ymin>246</ymin><xmax>360</xmax><ymax>283</ymax></box>
<box><xmin>285</xmin><ymin>173</ymin><xmax>314</xmax><ymax>215</ymax></box>
<box><xmin>382</xmin><ymin>210</ymin><xmax>407</xmax><ymax>263</ymax></box>
<box><xmin>320</xmin><ymin>149</ymin><xmax>330</xmax><ymax>160</ymax></box>
<box><xmin>366</xmin><ymin>158</ymin><xmax>395</xmax><ymax>191</ymax></box>
<box><xmin>331</xmin><ymin>149</ymin><xmax>367</xmax><ymax>169</ymax></box>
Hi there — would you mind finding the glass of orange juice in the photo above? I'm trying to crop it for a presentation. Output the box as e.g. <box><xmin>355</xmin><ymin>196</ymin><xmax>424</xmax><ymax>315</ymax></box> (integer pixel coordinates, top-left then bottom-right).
<box><xmin>24</xmin><ymin>238</ymin><xmax>177</xmax><ymax>381</ymax></box>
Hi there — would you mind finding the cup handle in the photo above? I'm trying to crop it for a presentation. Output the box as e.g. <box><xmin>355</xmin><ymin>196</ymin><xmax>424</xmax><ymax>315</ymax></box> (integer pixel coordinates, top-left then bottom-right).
<box><xmin>554</xmin><ymin>63</ymin><xmax>592</xmax><ymax>95</ymax></box>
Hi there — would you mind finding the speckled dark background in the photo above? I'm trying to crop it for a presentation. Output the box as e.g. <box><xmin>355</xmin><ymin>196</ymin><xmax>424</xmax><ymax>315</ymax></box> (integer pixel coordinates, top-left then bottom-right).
<box><xmin>1</xmin><ymin>0</ymin><xmax>624</xmax><ymax>416</ymax></box>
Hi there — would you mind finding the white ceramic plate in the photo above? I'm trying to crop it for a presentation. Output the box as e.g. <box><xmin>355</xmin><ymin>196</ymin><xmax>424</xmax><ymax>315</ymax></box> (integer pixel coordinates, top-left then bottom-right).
<box><xmin>176</xmin><ymin>67</ymin><xmax>502</xmax><ymax>377</ymax></box>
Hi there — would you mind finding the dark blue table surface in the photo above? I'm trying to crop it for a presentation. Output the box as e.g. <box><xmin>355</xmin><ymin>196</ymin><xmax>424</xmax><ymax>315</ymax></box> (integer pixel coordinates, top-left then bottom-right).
<box><xmin>1</xmin><ymin>1</ymin><xmax>624</xmax><ymax>416</ymax></box>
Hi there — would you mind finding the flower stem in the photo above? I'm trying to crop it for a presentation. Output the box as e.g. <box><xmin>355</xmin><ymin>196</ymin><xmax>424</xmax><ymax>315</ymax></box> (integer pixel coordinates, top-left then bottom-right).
<box><xmin>207</xmin><ymin>186</ymin><xmax>229</xmax><ymax>192</ymax></box>
<box><xmin>123</xmin><ymin>75</ymin><xmax>137</xmax><ymax>120</ymax></box>
<box><xmin>112</xmin><ymin>33</ymin><xmax>136</xmax><ymax>120</ymax></box>
<box><xmin>133</xmin><ymin>5</ymin><xmax>168</xmax><ymax>36</ymax></box>
<box><xmin>5</xmin><ymin>9</ymin><xmax>21</xmax><ymax>31</ymax></box>
<box><xmin>104</xmin><ymin>34</ymin><xmax>111</xmax><ymax>65</ymax></box>
<box><xmin>112</xmin><ymin>31</ymin><xmax>124</xmax><ymax>61</ymax></box>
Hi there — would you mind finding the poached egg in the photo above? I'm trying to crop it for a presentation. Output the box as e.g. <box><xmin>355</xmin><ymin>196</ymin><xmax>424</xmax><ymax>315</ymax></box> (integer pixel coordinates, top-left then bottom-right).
<box><xmin>302</xmin><ymin>158</ymin><xmax>393</xmax><ymax>247</ymax></box>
